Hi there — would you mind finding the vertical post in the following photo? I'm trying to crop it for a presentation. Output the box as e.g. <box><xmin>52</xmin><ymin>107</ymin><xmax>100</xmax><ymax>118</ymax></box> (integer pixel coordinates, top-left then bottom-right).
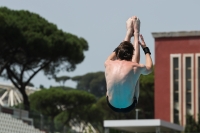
<box><xmin>104</xmin><ymin>128</ymin><xmax>109</xmax><ymax>133</ymax></box>
<box><xmin>40</xmin><ymin>114</ymin><xmax>43</xmax><ymax>130</ymax></box>
<box><xmin>19</xmin><ymin>104</ymin><xmax>22</xmax><ymax>119</ymax></box>
<box><xmin>63</xmin><ymin>126</ymin><xmax>66</xmax><ymax>133</ymax></box>
<box><xmin>135</xmin><ymin>109</ymin><xmax>140</xmax><ymax>119</ymax></box>
<box><xmin>156</xmin><ymin>127</ymin><xmax>160</xmax><ymax>133</ymax></box>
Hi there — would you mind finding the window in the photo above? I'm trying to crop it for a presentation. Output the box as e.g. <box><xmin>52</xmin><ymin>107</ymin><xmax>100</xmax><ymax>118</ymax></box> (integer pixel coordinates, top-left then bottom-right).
<box><xmin>185</xmin><ymin>57</ymin><xmax>192</xmax><ymax>115</ymax></box>
<box><xmin>184</xmin><ymin>55</ymin><xmax>193</xmax><ymax>125</ymax></box>
<box><xmin>185</xmin><ymin>57</ymin><xmax>192</xmax><ymax>114</ymax></box>
<box><xmin>173</xmin><ymin>57</ymin><xmax>179</xmax><ymax>124</ymax></box>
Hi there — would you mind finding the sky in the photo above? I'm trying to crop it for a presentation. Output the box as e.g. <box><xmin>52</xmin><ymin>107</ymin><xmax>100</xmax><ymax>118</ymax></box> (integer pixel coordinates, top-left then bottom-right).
<box><xmin>0</xmin><ymin>1</ymin><xmax>199</xmax><ymax>88</ymax></box>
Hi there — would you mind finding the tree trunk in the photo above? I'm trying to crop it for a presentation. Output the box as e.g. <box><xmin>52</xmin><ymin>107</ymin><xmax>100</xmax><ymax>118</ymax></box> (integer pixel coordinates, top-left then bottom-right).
<box><xmin>20</xmin><ymin>87</ymin><xmax>30</xmax><ymax>111</ymax></box>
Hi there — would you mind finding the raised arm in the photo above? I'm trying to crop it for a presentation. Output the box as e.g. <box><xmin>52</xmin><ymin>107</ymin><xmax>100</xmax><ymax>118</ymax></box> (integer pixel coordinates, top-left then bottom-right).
<box><xmin>105</xmin><ymin>17</ymin><xmax>134</xmax><ymax>64</ymax></box>
<box><xmin>105</xmin><ymin>52</ymin><xmax>116</xmax><ymax>61</ymax></box>
<box><xmin>124</xmin><ymin>17</ymin><xmax>134</xmax><ymax>42</ymax></box>
<box><xmin>131</xmin><ymin>16</ymin><xmax>140</xmax><ymax>63</ymax></box>
<box><xmin>139</xmin><ymin>34</ymin><xmax>153</xmax><ymax>75</ymax></box>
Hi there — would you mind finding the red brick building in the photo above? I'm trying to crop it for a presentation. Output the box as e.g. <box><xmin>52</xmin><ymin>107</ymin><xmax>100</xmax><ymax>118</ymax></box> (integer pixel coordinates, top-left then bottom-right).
<box><xmin>152</xmin><ymin>31</ymin><xmax>200</xmax><ymax>126</ymax></box>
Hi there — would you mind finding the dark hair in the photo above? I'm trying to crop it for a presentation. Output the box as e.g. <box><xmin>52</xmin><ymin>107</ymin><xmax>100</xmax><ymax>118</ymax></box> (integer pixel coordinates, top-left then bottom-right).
<box><xmin>115</xmin><ymin>41</ymin><xmax>134</xmax><ymax>61</ymax></box>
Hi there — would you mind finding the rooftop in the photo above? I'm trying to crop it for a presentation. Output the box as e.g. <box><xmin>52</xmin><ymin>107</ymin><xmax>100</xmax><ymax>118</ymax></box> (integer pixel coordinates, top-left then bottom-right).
<box><xmin>152</xmin><ymin>31</ymin><xmax>200</xmax><ymax>38</ymax></box>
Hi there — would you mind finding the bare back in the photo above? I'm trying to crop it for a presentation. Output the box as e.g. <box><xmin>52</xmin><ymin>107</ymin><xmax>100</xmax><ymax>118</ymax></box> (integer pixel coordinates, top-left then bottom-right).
<box><xmin>105</xmin><ymin>60</ymin><xmax>141</xmax><ymax>108</ymax></box>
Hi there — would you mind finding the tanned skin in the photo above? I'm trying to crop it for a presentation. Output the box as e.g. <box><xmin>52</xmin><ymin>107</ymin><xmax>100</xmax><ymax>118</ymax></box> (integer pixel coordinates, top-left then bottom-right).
<box><xmin>105</xmin><ymin>16</ymin><xmax>153</xmax><ymax>108</ymax></box>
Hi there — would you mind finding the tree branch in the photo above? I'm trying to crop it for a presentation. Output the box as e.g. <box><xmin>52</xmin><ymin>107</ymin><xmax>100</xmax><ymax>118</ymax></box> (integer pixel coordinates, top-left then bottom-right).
<box><xmin>0</xmin><ymin>61</ymin><xmax>8</xmax><ymax>75</ymax></box>
<box><xmin>6</xmin><ymin>66</ymin><xmax>21</xmax><ymax>85</ymax></box>
<box><xmin>20</xmin><ymin>63</ymin><xmax>27</xmax><ymax>85</ymax></box>
<box><xmin>25</xmin><ymin>60</ymin><xmax>51</xmax><ymax>86</ymax></box>
<box><xmin>6</xmin><ymin>68</ymin><xmax>20</xmax><ymax>89</ymax></box>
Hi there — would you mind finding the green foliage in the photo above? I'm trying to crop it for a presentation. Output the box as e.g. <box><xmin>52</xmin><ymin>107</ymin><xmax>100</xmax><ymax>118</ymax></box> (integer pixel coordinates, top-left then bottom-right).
<box><xmin>39</xmin><ymin>84</ymin><xmax>45</xmax><ymax>89</ymax></box>
<box><xmin>29</xmin><ymin>88</ymin><xmax>97</xmax><ymax>132</ymax></box>
<box><xmin>54</xmin><ymin>112</ymin><xmax>69</xmax><ymax>131</ymax></box>
<box><xmin>54</xmin><ymin>76</ymin><xmax>71</xmax><ymax>84</ymax></box>
<box><xmin>29</xmin><ymin>88</ymin><xmax>96</xmax><ymax>116</ymax></box>
<box><xmin>185</xmin><ymin>114</ymin><xmax>200</xmax><ymax>132</ymax></box>
<box><xmin>27</xmin><ymin>82</ymin><xmax>34</xmax><ymax>87</ymax></box>
<box><xmin>137</xmin><ymin>67</ymin><xmax>154</xmax><ymax>119</ymax></box>
<box><xmin>50</xmin><ymin>86</ymin><xmax>74</xmax><ymax>90</ymax></box>
<box><xmin>29</xmin><ymin>67</ymin><xmax>155</xmax><ymax>132</ymax></box>
<box><xmin>0</xmin><ymin>7</ymin><xmax>88</xmax><ymax>110</ymax></box>
<box><xmin>72</xmin><ymin>71</ymin><xmax>106</xmax><ymax>98</ymax></box>
<box><xmin>0</xmin><ymin>6</ymin><xmax>88</xmax><ymax>75</ymax></box>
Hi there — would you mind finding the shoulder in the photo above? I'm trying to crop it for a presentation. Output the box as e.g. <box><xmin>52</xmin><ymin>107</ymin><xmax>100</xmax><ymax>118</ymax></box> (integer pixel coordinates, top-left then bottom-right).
<box><xmin>131</xmin><ymin>62</ymin><xmax>141</xmax><ymax>71</ymax></box>
<box><xmin>104</xmin><ymin>60</ymin><xmax>114</xmax><ymax>67</ymax></box>
<box><xmin>136</xmin><ymin>64</ymin><xmax>152</xmax><ymax>75</ymax></box>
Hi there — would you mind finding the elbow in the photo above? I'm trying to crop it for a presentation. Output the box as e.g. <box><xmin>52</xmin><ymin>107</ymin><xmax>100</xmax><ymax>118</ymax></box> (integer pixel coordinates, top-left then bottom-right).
<box><xmin>104</xmin><ymin>61</ymin><xmax>108</xmax><ymax>67</ymax></box>
<box><xmin>146</xmin><ymin>65</ymin><xmax>153</xmax><ymax>74</ymax></box>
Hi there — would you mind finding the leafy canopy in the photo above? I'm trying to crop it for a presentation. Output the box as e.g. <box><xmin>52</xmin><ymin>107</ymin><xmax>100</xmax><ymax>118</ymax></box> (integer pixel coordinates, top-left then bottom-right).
<box><xmin>0</xmin><ymin>7</ymin><xmax>88</xmax><ymax>75</ymax></box>
<box><xmin>72</xmin><ymin>71</ymin><xmax>106</xmax><ymax>98</ymax></box>
<box><xmin>29</xmin><ymin>88</ymin><xmax>97</xmax><ymax>131</ymax></box>
<box><xmin>0</xmin><ymin>7</ymin><xmax>89</xmax><ymax>110</ymax></box>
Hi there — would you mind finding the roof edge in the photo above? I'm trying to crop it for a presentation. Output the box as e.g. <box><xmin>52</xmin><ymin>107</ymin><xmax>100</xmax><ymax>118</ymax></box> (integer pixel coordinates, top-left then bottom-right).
<box><xmin>152</xmin><ymin>31</ymin><xmax>200</xmax><ymax>38</ymax></box>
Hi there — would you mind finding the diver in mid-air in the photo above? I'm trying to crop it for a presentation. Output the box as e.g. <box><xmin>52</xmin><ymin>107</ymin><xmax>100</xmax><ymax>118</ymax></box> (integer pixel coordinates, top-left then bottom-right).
<box><xmin>105</xmin><ymin>16</ymin><xmax>153</xmax><ymax>113</ymax></box>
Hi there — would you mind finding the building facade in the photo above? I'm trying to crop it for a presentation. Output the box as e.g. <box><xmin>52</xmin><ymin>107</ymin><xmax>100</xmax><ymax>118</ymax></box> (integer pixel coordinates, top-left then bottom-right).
<box><xmin>153</xmin><ymin>31</ymin><xmax>200</xmax><ymax>126</ymax></box>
